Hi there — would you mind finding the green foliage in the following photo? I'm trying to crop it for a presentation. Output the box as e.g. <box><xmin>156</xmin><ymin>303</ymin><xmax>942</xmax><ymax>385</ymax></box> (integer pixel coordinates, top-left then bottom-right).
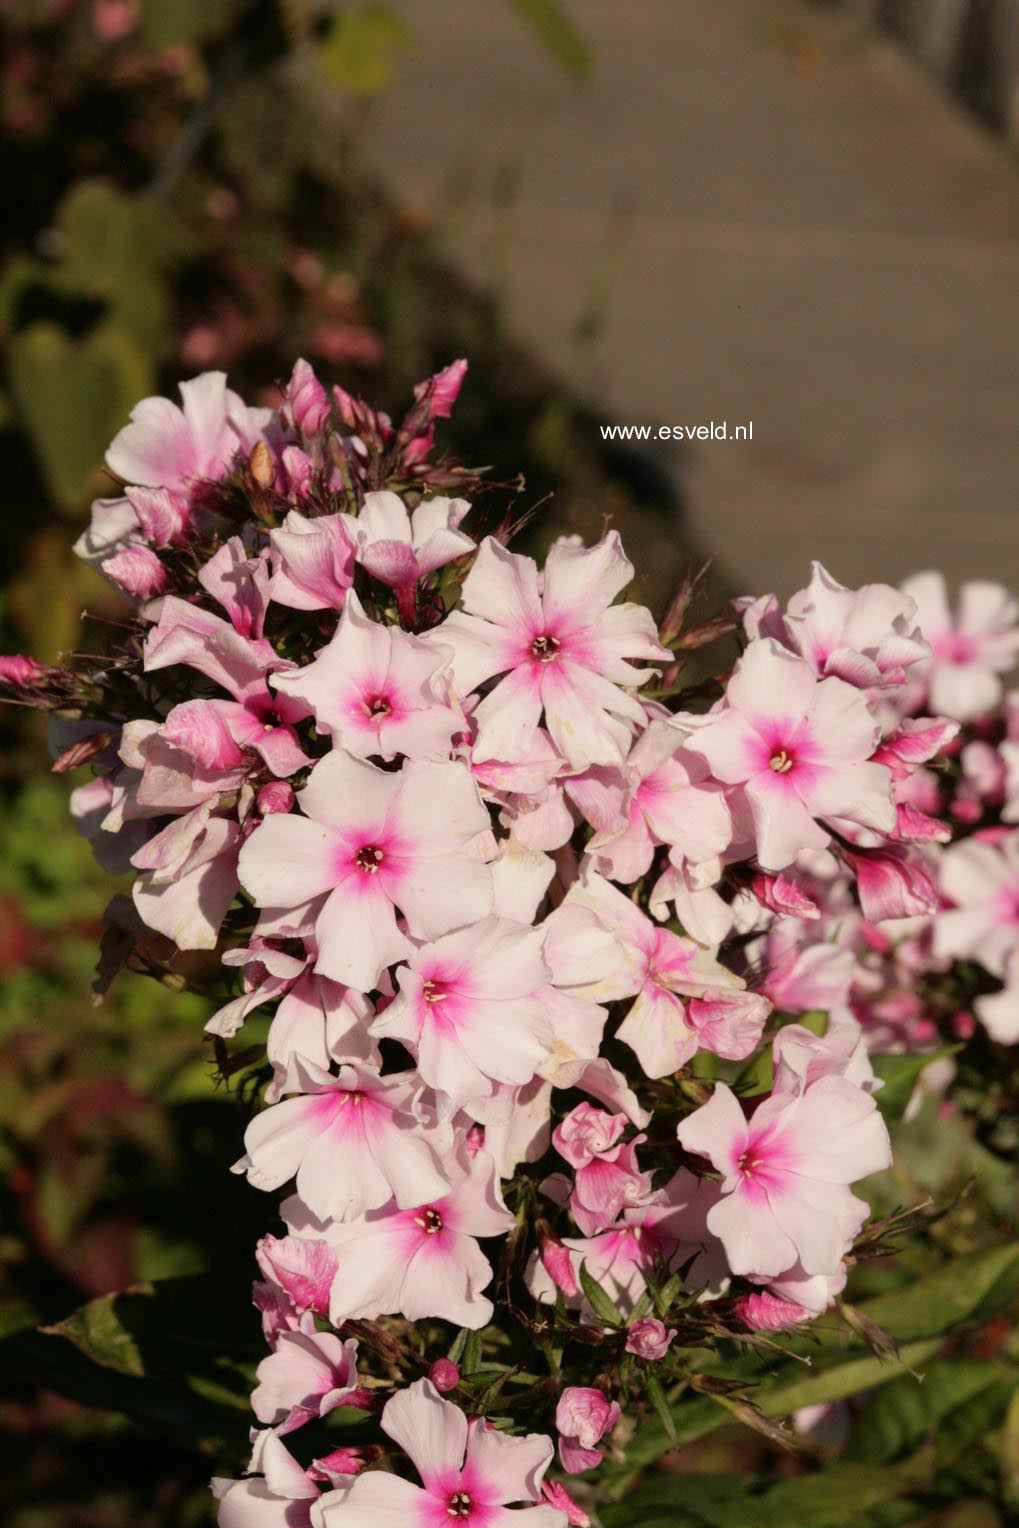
<box><xmin>601</xmin><ymin>1464</ymin><xmax>915</xmax><ymax>1528</ymax></box>
<box><xmin>502</xmin><ymin>0</ymin><xmax>592</xmax><ymax>80</ymax></box>
<box><xmin>0</xmin><ymin>1276</ymin><xmax>257</xmax><ymax>1457</ymax></box>
<box><xmin>871</xmin><ymin>1047</ymin><xmax>960</xmax><ymax>1122</ymax></box>
<box><xmin>139</xmin><ymin>0</ymin><xmax>249</xmax><ymax>48</ymax></box>
<box><xmin>600</xmin><ymin>1242</ymin><xmax>1019</xmax><ymax>1502</ymax></box>
<box><xmin>318</xmin><ymin>5</ymin><xmax>412</xmax><ymax>96</ymax></box>
<box><xmin>7</xmin><ymin>319</ymin><xmax>152</xmax><ymax>512</ymax></box>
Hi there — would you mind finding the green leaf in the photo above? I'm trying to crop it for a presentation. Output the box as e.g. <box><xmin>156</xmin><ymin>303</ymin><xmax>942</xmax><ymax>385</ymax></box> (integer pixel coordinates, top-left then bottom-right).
<box><xmin>578</xmin><ymin>1258</ymin><xmax>623</xmax><ymax>1327</ymax></box>
<box><xmin>853</xmin><ymin>1241</ymin><xmax>1019</xmax><ymax>1343</ymax></box>
<box><xmin>139</xmin><ymin>0</ymin><xmax>247</xmax><ymax>47</ymax></box>
<box><xmin>602</xmin><ymin>1463</ymin><xmax>911</xmax><ymax>1528</ymax></box>
<box><xmin>7</xmin><ymin>319</ymin><xmax>152</xmax><ymax>511</ymax></box>
<box><xmin>41</xmin><ymin>1289</ymin><xmax>147</xmax><ymax>1377</ymax></box>
<box><xmin>645</xmin><ymin>1372</ymin><xmax>678</xmax><ymax>1446</ymax></box>
<box><xmin>848</xmin><ymin>1360</ymin><xmax>1017</xmax><ymax>1464</ymax></box>
<box><xmin>502</xmin><ymin>0</ymin><xmax>592</xmax><ymax>80</ymax></box>
<box><xmin>462</xmin><ymin>1330</ymin><xmax>482</xmax><ymax>1374</ymax></box>
<box><xmin>318</xmin><ymin>5</ymin><xmax>411</xmax><ymax>96</ymax></box>
<box><xmin>870</xmin><ymin>1047</ymin><xmax>959</xmax><ymax>1122</ymax></box>
<box><xmin>0</xmin><ymin>1274</ymin><xmax>266</xmax><ymax>1459</ymax></box>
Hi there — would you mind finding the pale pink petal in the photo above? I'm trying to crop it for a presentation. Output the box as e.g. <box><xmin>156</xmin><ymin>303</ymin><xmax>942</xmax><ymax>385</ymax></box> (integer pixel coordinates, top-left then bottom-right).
<box><xmin>381</xmin><ymin>1378</ymin><xmax>468</xmax><ymax>1492</ymax></box>
<box><xmin>239</xmin><ymin>816</ymin><xmax>343</xmax><ymax>907</ymax></box>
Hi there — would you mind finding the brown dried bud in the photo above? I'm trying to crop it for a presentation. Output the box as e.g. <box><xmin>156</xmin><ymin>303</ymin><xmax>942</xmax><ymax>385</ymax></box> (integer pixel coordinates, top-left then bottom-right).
<box><xmin>248</xmin><ymin>440</ymin><xmax>274</xmax><ymax>489</ymax></box>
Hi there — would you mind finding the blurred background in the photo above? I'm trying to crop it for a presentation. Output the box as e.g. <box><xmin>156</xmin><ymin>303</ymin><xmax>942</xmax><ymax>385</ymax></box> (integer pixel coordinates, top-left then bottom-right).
<box><xmin>0</xmin><ymin>2</ymin><xmax>1016</xmax><ymax>1524</ymax></box>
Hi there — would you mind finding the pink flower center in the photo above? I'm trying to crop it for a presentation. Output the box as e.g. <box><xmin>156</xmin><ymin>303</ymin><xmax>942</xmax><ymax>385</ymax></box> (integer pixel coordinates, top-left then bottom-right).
<box><xmin>768</xmin><ymin>748</ymin><xmax>794</xmax><ymax>774</ymax></box>
<box><xmin>933</xmin><ymin>630</ymin><xmax>979</xmax><ymax>664</ymax></box>
<box><xmin>366</xmin><ymin>694</ymin><xmax>392</xmax><ymax>717</ymax></box>
<box><xmin>343</xmin><ymin>1090</ymin><xmax>365</xmax><ymax>1108</ymax></box>
<box><xmin>737</xmin><ymin>1149</ymin><xmax>763</xmax><ymax>1177</ymax></box>
<box><xmin>413</xmin><ymin>1206</ymin><xmax>444</xmax><ymax>1234</ymax></box>
<box><xmin>447</xmin><ymin>1492</ymin><xmax>472</xmax><ymax>1519</ymax></box>
<box><xmin>531</xmin><ymin>634</ymin><xmax>561</xmax><ymax>663</ymax></box>
<box><xmin>423</xmin><ymin>980</ymin><xmax>448</xmax><ymax>1003</ymax></box>
<box><xmin>355</xmin><ymin>845</ymin><xmax>384</xmax><ymax>873</ymax></box>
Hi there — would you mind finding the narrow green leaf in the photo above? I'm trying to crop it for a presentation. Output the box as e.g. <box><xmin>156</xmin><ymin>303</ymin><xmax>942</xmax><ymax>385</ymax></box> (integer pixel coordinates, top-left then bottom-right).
<box><xmin>41</xmin><ymin>1288</ymin><xmax>148</xmax><ymax>1377</ymax></box>
<box><xmin>578</xmin><ymin>1259</ymin><xmax>624</xmax><ymax>1327</ymax></box>
<box><xmin>462</xmin><ymin>1330</ymin><xmax>483</xmax><ymax>1374</ymax></box>
<box><xmin>870</xmin><ymin>1047</ymin><xmax>958</xmax><ymax>1122</ymax></box>
<box><xmin>502</xmin><ymin>0</ymin><xmax>592</xmax><ymax>80</ymax></box>
<box><xmin>645</xmin><ymin>1372</ymin><xmax>678</xmax><ymax>1446</ymax></box>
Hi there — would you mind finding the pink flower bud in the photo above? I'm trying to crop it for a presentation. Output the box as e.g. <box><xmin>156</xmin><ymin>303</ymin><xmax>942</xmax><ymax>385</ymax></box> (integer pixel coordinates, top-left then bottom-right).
<box><xmin>847</xmin><ymin>844</ymin><xmax>938</xmax><ymax>923</ymax></box>
<box><xmin>952</xmin><ymin>1010</ymin><xmax>976</xmax><ymax>1040</ymax></box>
<box><xmin>624</xmin><ymin>1317</ymin><xmax>677</xmax><ymax>1361</ymax></box>
<box><xmin>414</xmin><ymin>357</ymin><xmax>467</xmax><ymax>420</ymax></box>
<box><xmin>255</xmin><ymin>1234</ymin><xmax>336</xmax><ymax>1315</ymax></box>
<box><xmin>428</xmin><ymin>1358</ymin><xmax>460</xmax><ymax>1393</ymax></box>
<box><xmin>104</xmin><ymin>545</ymin><xmax>168</xmax><ymax>599</ymax></box>
<box><xmin>257</xmin><ymin>781</ymin><xmax>296</xmax><ymax>816</ymax></box>
<box><xmin>541</xmin><ymin>1479</ymin><xmax>591</xmax><ymax>1526</ymax></box>
<box><xmin>287</xmin><ymin>358</ymin><xmax>330</xmax><ymax>435</ymax></box>
<box><xmin>555</xmin><ymin>1386</ymin><xmax>621</xmax><ymax>1474</ymax></box>
<box><xmin>539</xmin><ymin>1233</ymin><xmax>578</xmax><ymax>1299</ymax></box>
<box><xmin>749</xmin><ymin>871</ymin><xmax>821</xmax><ymax>920</ymax></box>
<box><xmin>733</xmin><ymin>1290</ymin><xmax>811</xmax><ymax>1331</ymax></box>
<box><xmin>309</xmin><ymin>1446</ymin><xmax>375</xmax><ymax>1483</ymax></box>
<box><xmin>0</xmin><ymin>654</ymin><xmax>49</xmax><ymax>687</ymax></box>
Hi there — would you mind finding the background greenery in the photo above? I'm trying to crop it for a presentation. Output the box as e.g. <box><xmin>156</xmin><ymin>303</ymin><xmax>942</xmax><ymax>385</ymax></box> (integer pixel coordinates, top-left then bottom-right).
<box><xmin>0</xmin><ymin>4</ymin><xmax>1016</xmax><ymax>1525</ymax></box>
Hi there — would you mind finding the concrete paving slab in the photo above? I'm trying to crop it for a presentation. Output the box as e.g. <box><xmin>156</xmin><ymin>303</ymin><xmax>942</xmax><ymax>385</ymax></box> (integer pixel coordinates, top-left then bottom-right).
<box><xmin>357</xmin><ymin>0</ymin><xmax>1019</xmax><ymax>599</ymax></box>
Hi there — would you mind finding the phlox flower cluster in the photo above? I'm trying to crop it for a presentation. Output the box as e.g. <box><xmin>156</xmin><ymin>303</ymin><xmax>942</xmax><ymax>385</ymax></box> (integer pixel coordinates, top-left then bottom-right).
<box><xmin>6</xmin><ymin>359</ymin><xmax>1015</xmax><ymax>1525</ymax></box>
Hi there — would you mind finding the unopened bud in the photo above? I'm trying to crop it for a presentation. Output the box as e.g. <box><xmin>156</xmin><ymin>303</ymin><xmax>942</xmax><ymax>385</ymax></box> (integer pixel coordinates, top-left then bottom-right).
<box><xmin>249</xmin><ymin>439</ymin><xmax>274</xmax><ymax>488</ymax></box>
<box><xmin>428</xmin><ymin>1358</ymin><xmax>460</xmax><ymax>1392</ymax></box>
<box><xmin>257</xmin><ymin>781</ymin><xmax>295</xmax><ymax>816</ymax></box>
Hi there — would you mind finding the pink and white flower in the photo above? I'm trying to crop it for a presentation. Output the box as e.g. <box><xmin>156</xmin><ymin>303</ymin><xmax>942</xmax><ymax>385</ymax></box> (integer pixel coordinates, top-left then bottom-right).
<box><xmin>430</xmin><ymin>533</ymin><xmax>669</xmax><ymax>769</ymax></box>
<box><xmin>545</xmin><ymin>872</ymin><xmax>767</xmax><ymax>1079</ymax></box>
<box><xmin>268</xmin><ymin>510</ymin><xmax>356</xmax><ymax>612</ymax></box>
<box><xmin>271</xmin><ymin>592</ymin><xmax>462</xmax><ymax>761</ymax></box>
<box><xmin>934</xmin><ymin>831</ymin><xmax>1019</xmax><ymax>978</ymax></box>
<box><xmin>975</xmin><ymin>950</ymin><xmax>1019</xmax><ymax>1044</ymax></box>
<box><xmin>214</xmin><ymin>1429</ymin><xmax>329</xmax><ymax>1528</ymax></box>
<box><xmin>237</xmin><ymin>750</ymin><xmax>493</xmax><ymax>991</ymax></box>
<box><xmin>341</xmin><ymin>490</ymin><xmax>474</xmax><ymax>596</ymax></box>
<box><xmin>307</xmin><ymin>1142</ymin><xmax>514</xmax><ymax>1329</ymax></box>
<box><xmin>143</xmin><ymin>599</ymin><xmax>311</xmax><ymax>778</ymax></box>
<box><xmin>551</xmin><ymin>1104</ymin><xmax>653</xmax><ymax>1235</ymax></box>
<box><xmin>902</xmin><ymin>572</ymin><xmax>1019</xmax><ymax>721</ymax></box>
<box><xmin>251</xmin><ymin>1329</ymin><xmax>363</xmax><ymax>1434</ymax></box>
<box><xmin>317</xmin><ymin>1378</ymin><xmax>562</xmax><ymax>1527</ymax></box>
<box><xmin>624</xmin><ymin>1318</ymin><xmax>676</xmax><ymax>1361</ymax></box>
<box><xmin>555</xmin><ymin>1387</ymin><xmax>621</xmax><ymax>1475</ymax></box>
<box><xmin>780</xmin><ymin>562</ymin><xmax>929</xmax><ymax>692</ymax></box>
<box><xmin>78</xmin><ymin>371</ymin><xmax>272</xmax><ymax>568</ymax></box>
<box><xmin>681</xmin><ymin>638</ymin><xmax>895</xmax><ymax>871</ymax></box>
<box><xmin>371</xmin><ymin>918</ymin><xmax>553</xmax><ymax>1113</ymax></box>
<box><xmin>572</xmin><ymin>718</ymin><xmax>732</xmax><ymax>885</ymax></box>
<box><xmin>676</xmin><ymin>1077</ymin><xmax>890</xmax><ymax>1278</ymax></box>
<box><xmin>234</xmin><ymin>1061</ymin><xmax>451</xmax><ymax>1222</ymax></box>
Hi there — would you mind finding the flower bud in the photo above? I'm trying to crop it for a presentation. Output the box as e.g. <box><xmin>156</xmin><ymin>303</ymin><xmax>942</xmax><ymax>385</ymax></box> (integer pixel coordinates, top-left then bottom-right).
<box><xmin>0</xmin><ymin>654</ymin><xmax>50</xmax><ymax>688</ymax></box>
<box><xmin>541</xmin><ymin>1479</ymin><xmax>590</xmax><ymax>1526</ymax></box>
<box><xmin>624</xmin><ymin>1317</ymin><xmax>676</xmax><ymax>1361</ymax></box>
<box><xmin>287</xmin><ymin>358</ymin><xmax>330</xmax><ymax>435</ymax></box>
<box><xmin>555</xmin><ymin>1386</ymin><xmax>621</xmax><ymax>1474</ymax></box>
<box><xmin>733</xmin><ymin>1290</ymin><xmax>810</xmax><ymax>1331</ymax></box>
<box><xmin>104</xmin><ymin>545</ymin><xmax>168</xmax><ymax>599</ymax></box>
<box><xmin>428</xmin><ymin>1358</ymin><xmax>460</xmax><ymax>1393</ymax></box>
<box><xmin>257</xmin><ymin>781</ymin><xmax>296</xmax><ymax>816</ymax></box>
<box><xmin>538</xmin><ymin>1225</ymin><xmax>578</xmax><ymax>1298</ymax></box>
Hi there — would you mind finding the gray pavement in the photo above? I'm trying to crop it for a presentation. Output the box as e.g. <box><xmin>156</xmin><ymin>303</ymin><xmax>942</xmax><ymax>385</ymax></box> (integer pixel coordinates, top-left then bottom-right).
<box><xmin>357</xmin><ymin>0</ymin><xmax>1019</xmax><ymax>600</ymax></box>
